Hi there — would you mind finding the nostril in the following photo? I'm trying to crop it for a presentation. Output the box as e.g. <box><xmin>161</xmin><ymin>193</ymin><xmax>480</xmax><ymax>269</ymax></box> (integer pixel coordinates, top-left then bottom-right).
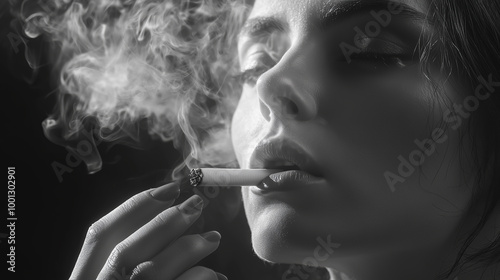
<box><xmin>283</xmin><ymin>97</ymin><xmax>299</xmax><ymax>115</ymax></box>
<box><xmin>276</xmin><ymin>96</ymin><xmax>299</xmax><ymax>117</ymax></box>
<box><xmin>259</xmin><ymin>96</ymin><xmax>298</xmax><ymax>121</ymax></box>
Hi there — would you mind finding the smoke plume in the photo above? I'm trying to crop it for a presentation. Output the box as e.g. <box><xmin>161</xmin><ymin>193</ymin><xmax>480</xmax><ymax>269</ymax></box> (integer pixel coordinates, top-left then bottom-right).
<box><xmin>9</xmin><ymin>0</ymin><xmax>249</xmax><ymax>177</ymax></box>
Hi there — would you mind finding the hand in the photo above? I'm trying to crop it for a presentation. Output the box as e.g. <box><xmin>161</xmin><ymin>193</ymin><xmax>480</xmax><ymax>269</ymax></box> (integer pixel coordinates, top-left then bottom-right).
<box><xmin>68</xmin><ymin>181</ymin><xmax>227</xmax><ymax>280</ymax></box>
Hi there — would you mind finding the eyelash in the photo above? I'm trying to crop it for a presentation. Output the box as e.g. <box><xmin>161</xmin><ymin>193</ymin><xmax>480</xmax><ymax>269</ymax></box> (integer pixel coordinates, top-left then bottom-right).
<box><xmin>235</xmin><ymin>65</ymin><xmax>271</xmax><ymax>85</ymax></box>
<box><xmin>347</xmin><ymin>52</ymin><xmax>417</xmax><ymax>68</ymax></box>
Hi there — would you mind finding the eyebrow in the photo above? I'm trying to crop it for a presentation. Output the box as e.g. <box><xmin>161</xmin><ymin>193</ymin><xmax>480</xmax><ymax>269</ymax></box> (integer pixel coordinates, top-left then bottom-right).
<box><xmin>239</xmin><ymin>16</ymin><xmax>287</xmax><ymax>39</ymax></box>
<box><xmin>319</xmin><ymin>0</ymin><xmax>428</xmax><ymax>29</ymax></box>
<box><xmin>239</xmin><ymin>0</ymin><xmax>428</xmax><ymax>38</ymax></box>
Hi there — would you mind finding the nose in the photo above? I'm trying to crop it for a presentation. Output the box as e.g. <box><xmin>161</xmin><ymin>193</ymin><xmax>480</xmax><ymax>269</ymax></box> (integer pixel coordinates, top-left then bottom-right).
<box><xmin>256</xmin><ymin>51</ymin><xmax>317</xmax><ymax>122</ymax></box>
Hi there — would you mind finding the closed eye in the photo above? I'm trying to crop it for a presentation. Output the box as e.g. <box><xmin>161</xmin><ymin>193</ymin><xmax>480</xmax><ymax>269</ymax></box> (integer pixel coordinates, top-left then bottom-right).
<box><xmin>334</xmin><ymin>51</ymin><xmax>419</xmax><ymax>76</ymax></box>
<box><xmin>349</xmin><ymin>52</ymin><xmax>416</xmax><ymax>66</ymax></box>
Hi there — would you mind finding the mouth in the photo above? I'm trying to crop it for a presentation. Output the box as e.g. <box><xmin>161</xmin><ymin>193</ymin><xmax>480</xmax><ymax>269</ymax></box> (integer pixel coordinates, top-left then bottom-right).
<box><xmin>249</xmin><ymin>139</ymin><xmax>323</xmax><ymax>192</ymax></box>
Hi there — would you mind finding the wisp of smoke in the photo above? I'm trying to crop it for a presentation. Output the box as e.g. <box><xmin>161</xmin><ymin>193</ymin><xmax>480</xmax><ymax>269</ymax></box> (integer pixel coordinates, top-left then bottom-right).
<box><xmin>9</xmin><ymin>0</ymin><xmax>249</xmax><ymax>178</ymax></box>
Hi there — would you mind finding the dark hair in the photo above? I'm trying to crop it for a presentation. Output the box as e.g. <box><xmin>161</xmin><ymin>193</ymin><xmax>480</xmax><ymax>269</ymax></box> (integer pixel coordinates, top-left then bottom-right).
<box><xmin>421</xmin><ymin>0</ymin><xmax>500</xmax><ymax>277</ymax></box>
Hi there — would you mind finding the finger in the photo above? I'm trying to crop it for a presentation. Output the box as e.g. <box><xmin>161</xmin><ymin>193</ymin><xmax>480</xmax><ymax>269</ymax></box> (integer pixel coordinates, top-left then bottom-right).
<box><xmin>96</xmin><ymin>195</ymin><xmax>205</xmax><ymax>280</ymax></box>
<box><xmin>175</xmin><ymin>266</ymin><xmax>228</xmax><ymax>280</ymax></box>
<box><xmin>129</xmin><ymin>231</ymin><xmax>221</xmax><ymax>280</ymax></box>
<box><xmin>69</xmin><ymin>181</ymin><xmax>180</xmax><ymax>280</ymax></box>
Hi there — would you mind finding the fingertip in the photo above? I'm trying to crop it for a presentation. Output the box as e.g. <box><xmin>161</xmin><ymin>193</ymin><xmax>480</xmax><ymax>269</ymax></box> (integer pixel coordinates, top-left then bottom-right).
<box><xmin>216</xmin><ymin>272</ymin><xmax>228</xmax><ymax>280</ymax></box>
<box><xmin>149</xmin><ymin>181</ymin><xmax>181</xmax><ymax>202</ymax></box>
<box><xmin>199</xmin><ymin>231</ymin><xmax>221</xmax><ymax>243</ymax></box>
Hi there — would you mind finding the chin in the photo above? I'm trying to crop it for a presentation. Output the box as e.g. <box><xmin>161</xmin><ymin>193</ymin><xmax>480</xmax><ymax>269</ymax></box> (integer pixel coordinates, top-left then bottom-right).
<box><xmin>250</xmin><ymin>217</ymin><xmax>294</xmax><ymax>263</ymax></box>
<box><xmin>247</xmin><ymin>203</ymin><xmax>328</xmax><ymax>265</ymax></box>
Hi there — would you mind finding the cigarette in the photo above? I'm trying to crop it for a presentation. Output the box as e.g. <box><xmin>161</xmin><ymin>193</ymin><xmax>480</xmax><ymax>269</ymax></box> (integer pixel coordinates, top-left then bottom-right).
<box><xmin>188</xmin><ymin>168</ymin><xmax>283</xmax><ymax>187</ymax></box>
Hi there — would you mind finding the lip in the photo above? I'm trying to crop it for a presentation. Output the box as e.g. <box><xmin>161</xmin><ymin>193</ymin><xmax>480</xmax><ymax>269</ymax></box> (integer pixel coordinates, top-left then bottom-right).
<box><xmin>251</xmin><ymin>170</ymin><xmax>325</xmax><ymax>194</ymax></box>
<box><xmin>249</xmin><ymin>138</ymin><xmax>323</xmax><ymax>192</ymax></box>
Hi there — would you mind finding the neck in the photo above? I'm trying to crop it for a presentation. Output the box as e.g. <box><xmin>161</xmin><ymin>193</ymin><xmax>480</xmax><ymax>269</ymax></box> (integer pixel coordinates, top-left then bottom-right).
<box><xmin>326</xmin><ymin>203</ymin><xmax>500</xmax><ymax>280</ymax></box>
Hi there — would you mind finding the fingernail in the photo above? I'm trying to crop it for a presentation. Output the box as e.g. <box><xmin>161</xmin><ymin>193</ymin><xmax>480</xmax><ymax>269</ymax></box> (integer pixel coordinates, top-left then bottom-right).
<box><xmin>178</xmin><ymin>194</ymin><xmax>204</xmax><ymax>216</ymax></box>
<box><xmin>200</xmin><ymin>230</ymin><xmax>221</xmax><ymax>243</ymax></box>
<box><xmin>150</xmin><ymin>181</ymin><xmax>180</xmax><ymax>202</ymax></box>
<box><xmin>216</xmin><ymin>272</ymin><xmax>228</xmax><ymax>280</ymax></box>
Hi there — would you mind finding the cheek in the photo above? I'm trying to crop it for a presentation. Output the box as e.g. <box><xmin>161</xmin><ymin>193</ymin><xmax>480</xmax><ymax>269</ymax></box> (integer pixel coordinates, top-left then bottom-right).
<box><xmin>311</xmin><ymin>73</ymin><xmax>472</xmax><ymax>238</ymax></box>
<box><xmin>320</xmin><ymin>74</ymin><xmax>432</xmax><ymax>143</ymax></box>
<box><xmin>335</xmin><ymin>76</ymin><xmax>470</xmax><ymax>211</ymax></box>
<box><xmin>319</xmin><ymin>73</ymin><xmax>439</xmax><ymax>179</ymax></box>
<box><xmin>231</xmin><ymin>85</ymin><xmax>264</xmax><ymax>167</ymax></box>
<box><xmin>231</xmin><ymin>90</ymin><xmax>249</xmax><ymax>165</ymax></box>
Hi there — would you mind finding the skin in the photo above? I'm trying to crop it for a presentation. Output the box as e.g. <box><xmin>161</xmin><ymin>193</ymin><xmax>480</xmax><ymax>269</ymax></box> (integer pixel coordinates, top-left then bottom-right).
<box><xmin>232</xmin><ymin>0</ymin><xmax>500</xmax><ymax>280</ymax></box>
<box><xmin>68</xmin><ymin>1</ymin><xmax>499</xmax><ymax>280</ymax></box>
<box><xmin>68</xmin><ymin>184</ymin><xmax>227</xmax><ymax>280</ymax></box>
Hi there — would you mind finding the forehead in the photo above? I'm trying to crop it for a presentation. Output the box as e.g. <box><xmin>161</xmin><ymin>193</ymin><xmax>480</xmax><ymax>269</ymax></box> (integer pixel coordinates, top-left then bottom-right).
<box><xmin>248</xmin><ymin>0</ymin><xmax>428</xmax><ymax>31</ymax></box>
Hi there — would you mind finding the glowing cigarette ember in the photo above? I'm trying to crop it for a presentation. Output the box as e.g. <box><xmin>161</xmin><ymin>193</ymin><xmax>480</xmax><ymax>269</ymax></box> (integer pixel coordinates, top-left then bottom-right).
<box><xmin>188</xmin><ymin>168</ymin><xmax>283</xmax><ymax>187</ymax></box>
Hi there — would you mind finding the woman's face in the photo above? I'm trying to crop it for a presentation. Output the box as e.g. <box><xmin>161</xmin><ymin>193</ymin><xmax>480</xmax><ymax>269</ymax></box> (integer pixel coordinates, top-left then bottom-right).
<box><xmin>231</xmin><ymin>0</ymin><xmax>473</xmax><ymax>269</ymax></box>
